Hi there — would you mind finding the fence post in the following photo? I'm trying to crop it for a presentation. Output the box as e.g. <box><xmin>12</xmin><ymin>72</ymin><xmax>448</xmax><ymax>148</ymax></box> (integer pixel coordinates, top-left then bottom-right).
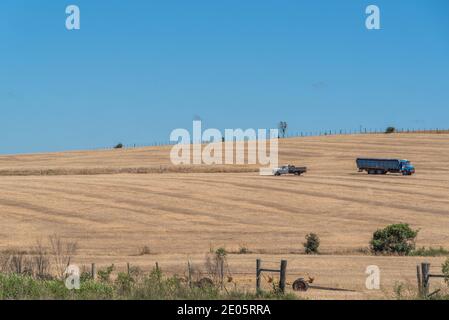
<box><xmin>279</xmin><ymin>260</ymin><xmax>287</xmax><ymax>294</ymax></box>
<box><xmin>219</xmin><ymin>258</ymin><xmax>224</xmax><ymax>289</ymax></box>
<box><xmin>91</xmin><ymin>263</ymin><xmax>96</xmax><ymax>280</ymax></box>
<box><xmin>421</xmin><ymin>262</ymin><xmax>430</xmax><ymax>297</ymax></box>
<box><xmin>127</xmin><ymin>262</ymin><xmax>130</xmax><ymax>276</ymax></box>
<box><xmin>256</xmin><ymin>259</ymin><xmax>261</xmax><ymax>293</ymax></box>
<box><xmin>187</xmin><ymin>261</ymin><xmax>192</xmax><ymax>288</ymax></box>
<box><xmin>416</xmin><ymin>265</ymin><xmax>422</xmax><ymax>297</ymax></box>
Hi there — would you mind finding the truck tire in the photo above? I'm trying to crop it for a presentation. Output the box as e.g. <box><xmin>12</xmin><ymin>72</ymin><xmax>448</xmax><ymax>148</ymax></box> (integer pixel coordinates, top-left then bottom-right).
<box><xmin>275</xmin><ymin>172</ymin><xmax>281</xmax><ymax>176</ymax></box>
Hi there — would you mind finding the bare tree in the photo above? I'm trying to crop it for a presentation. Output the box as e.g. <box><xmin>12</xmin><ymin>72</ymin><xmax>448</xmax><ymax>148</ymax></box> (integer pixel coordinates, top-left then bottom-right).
<box><xmin>0</xmin><ymin>251</ymin><xmax>11</xmax><ymax>273</ymax></box>
<box><xmin>278</xmin><ymin>121</ymin><xmax>288</xmax><ymax>138</ymax></box>
<box><xmin>10</xmin><ymin>251</ymin><xmax>26</xmax><ymax>274</ymax></box>
<box><xmin>49</xmin><ymin>234</ymin><xmax>78</xmax><ymax>279</ymax></box>
<box><xmin>33</xmin><ymin>240</ymin><xmax>51</xmax><ymax>279</ymax></box>
<box><xmin>204</xmin><ymin>248</ymin><xmax>228</xmax><ymax>287</ymax></box>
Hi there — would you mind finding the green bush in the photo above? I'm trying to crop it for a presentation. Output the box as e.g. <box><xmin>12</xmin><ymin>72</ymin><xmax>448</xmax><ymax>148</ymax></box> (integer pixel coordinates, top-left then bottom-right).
<box><xmin>304</xmin><ymin>233</ymin><xmax>320</xmax><ymax>254</ymax></box>
<box><xmin>215</xmin><ymin>247</ymin><xmax>227</xmax><ymax>258</ymax></box>
<box><xmin>385</xmin><ymin>127</ymin><xmax>396</xmax><ymax>134</ymax></box>
<box><xmin>238</xmin><ymin>246</ymin><xmax>250</xmax><ymax>254</ymax></box>
<box><xmin>115</xmin><ymin>272</ymin><xmax>134</xmax><ymax>295</ymax></box>
<box><xmin>97</xmin><ymin>264</ymin><xmax>115</xmax><ymax>283</ymax></box>
<box><xmin>370</xmin><ymin>224</ymin><xmax>418</xmax><ymax>255</ymax></box>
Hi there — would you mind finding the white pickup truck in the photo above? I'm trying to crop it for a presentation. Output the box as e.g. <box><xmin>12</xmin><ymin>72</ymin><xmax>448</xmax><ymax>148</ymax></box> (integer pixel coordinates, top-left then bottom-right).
<box><xmin>273</xmin><ymin>165</ymin><xmax>307</xmax><ymax>176</ymax></box>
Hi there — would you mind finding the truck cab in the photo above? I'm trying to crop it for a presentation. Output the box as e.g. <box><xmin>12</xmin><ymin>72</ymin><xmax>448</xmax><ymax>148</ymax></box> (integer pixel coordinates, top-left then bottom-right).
<box><xmin>273</xmin><ymin>166</ymin><xmax>290</xmax><ymax>176</ymax></box>
<box><xmin>400</xmin><ymin>160</ymin><xmax>415</xmax><ymax>175</ymax></box>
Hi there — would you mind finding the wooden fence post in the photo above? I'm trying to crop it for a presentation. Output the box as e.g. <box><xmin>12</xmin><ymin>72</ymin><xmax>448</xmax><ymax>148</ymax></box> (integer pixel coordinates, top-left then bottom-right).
<box><xmin>187</xmin><ymin>261</ymin><xmax>192</xmax><ymax>288</ymax></box>
<box><xmin>416</xmin><ymin>265</ymin><xmax>422</xmax><ymax>296</ymax></box>
<box><xmin>256</xmin><ymin>259</ymin><xmax>261</xmax><ymax>293</ymax></box>
<box><xmin>127</xmin><ymin>262</ymin><xmax>130</xmax><ymax>276</ymax></box>
<box><xmin>220</xmin><ymin>258</ymin><xmax>224</xmax><ymax>289</ymax></box>
<box><xmin>421</xmin><ymin>262</ymin><xmax>430</xmax><ymax>297</ymax></box>
<box><xmin>279</xmin><ymin>260</ymin><xmax>287</xmax><ymax>294</ymax></box>
<box><xmin>91</xmin><ymin>263</ymin><xmax>96</xmax><ymax>280</ymax></box>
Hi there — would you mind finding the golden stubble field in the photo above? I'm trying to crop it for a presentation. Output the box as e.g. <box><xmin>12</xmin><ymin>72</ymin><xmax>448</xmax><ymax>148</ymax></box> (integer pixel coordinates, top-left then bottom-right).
<box><xmin>0</xmin><ymin>133</ymin><xmax>448</xmax><ymax>299</ymax></box>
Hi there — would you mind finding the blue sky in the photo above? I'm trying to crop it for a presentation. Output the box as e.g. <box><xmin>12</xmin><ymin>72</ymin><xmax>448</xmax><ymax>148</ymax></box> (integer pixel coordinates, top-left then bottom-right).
<box><xmin>1</xmin><ymin>0</ymin><xmax>448</xmax><ymax>154</ymax></box>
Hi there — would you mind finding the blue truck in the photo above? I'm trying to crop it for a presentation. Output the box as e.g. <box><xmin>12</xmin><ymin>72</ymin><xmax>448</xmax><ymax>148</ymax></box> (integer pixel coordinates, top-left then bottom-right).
<box><xmin>356</xmin><ymin>158</ymin><xmax>415</xmax><ymax>175</ymax></box>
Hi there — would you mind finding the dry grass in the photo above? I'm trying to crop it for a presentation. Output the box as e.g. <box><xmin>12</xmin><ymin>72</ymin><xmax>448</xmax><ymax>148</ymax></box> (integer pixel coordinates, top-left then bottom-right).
<box><xmin>0</xmin><ymin>133</ymin><xmax>449</xmax><ymax>299</ymax></box>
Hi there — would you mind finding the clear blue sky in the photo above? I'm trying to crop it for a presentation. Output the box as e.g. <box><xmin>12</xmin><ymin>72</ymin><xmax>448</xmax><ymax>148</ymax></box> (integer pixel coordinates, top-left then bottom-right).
<box><xmin>1</xmin><ymin>0</ymin><xmax>448</xmax><ymax>154</ymax></box>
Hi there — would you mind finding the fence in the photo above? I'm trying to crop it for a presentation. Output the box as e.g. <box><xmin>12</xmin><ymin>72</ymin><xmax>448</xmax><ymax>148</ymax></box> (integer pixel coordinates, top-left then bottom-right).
<box><xmin>91</xmin><ymin>127</ymin><xmax>449</xmax><ymax>151</ymax></box>
<box><xmin>417</xmin><ymin>262</ymin><xmax>447</xmax><ymax>298</ymax></box>
<box><xmin>81</xmin><ymin>257</ymin><xmax>356</xmax><ymax>296</ymax></box>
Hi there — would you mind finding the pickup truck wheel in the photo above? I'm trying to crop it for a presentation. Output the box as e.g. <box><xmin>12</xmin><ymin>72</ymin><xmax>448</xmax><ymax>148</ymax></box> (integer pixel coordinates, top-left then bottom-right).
<box><xmin>275</xmin><ymin>172</ymin><xmax>281</xmax><ymax>176</ymax></box>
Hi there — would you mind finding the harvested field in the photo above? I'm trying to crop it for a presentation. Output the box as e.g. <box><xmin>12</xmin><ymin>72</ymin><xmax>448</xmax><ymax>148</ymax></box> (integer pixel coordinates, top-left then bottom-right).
<box><xmin>0</xmin><ymin>133</ymin><xmax>448</xmax><ymax>299</ymax></box>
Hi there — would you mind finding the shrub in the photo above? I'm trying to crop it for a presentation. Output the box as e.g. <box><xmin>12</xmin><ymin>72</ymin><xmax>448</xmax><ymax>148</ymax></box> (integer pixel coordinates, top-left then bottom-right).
<box><xmin>410</xmin><ymin>247</ymin><xmax>449</xmax><ymax>257</ymax></box>
<box><xmin>114</xmin><ymin>143</ymin><xmax>123</xmax><ymax>149</ymax></box>
<box><xmin>238</xmin><ymin>246</ymin><xmax>250</xmax><ymax>254</ymax></box>
<box><xmin>215</xmin><ymin>248</ymin><xmax>227</xmax><ymax>258</ymax></box>
<box><xmin>303</xmin><ymin>233</ymin><xmax>320</xmax><ymax>254</ymax></box>
<box><xmin>204</xmin><ymin>248</ymin><xmax>228</xmax><ymax>285</ymax></box>
<box><xmin>115</xmin><ymin>272</ymin><xmax>134</xmax><ymax>295</ymax></box>
<box><xmin>370</xmin><ymin>224</ymin><xmax>418</xmax><ymax>255</ymax></box>
<box><xmin>48</xmin><ymin>234</ymin><xmax>77</xmax><ymax>279</ymax></box>
<box><xmin>442</xmin><ymin>258</ymin><xmax>449</xmax><ymax>286</ymax></box>
<box><xmin>385</xmin><ymin>127</ymin><xmax>396</xmax><ymax>134</ymax></box>
<box><xmin>97</xmin><ymin>264</ymin><xmax>115</xmax><ymax>283</ymax></box>
<box><xmin>139</xmin><ymin>246</ymin><xmax>151</xmax><ymax>256</ymax></box>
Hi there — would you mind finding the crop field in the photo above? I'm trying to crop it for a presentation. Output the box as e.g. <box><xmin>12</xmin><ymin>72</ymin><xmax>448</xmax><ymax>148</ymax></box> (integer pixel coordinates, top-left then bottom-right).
<box><xmin>0</xmin><ymin>133</ymin><xmax>449</xmax><ymax>299</ymax></box>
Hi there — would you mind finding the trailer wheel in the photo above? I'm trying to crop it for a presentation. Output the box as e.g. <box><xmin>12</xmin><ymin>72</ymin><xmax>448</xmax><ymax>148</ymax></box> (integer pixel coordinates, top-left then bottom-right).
<box><xmin>292</xmin><ymin>278</ymin><xmax>309</xmax><ymax>292</ymax></box>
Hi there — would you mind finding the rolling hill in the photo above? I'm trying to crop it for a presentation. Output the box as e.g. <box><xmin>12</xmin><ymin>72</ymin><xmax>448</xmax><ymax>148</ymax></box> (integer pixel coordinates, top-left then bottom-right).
<box><xmin>1</xmin><ymin>133</ymin><xmax>448</xmax><ymax>299</ymax></box>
